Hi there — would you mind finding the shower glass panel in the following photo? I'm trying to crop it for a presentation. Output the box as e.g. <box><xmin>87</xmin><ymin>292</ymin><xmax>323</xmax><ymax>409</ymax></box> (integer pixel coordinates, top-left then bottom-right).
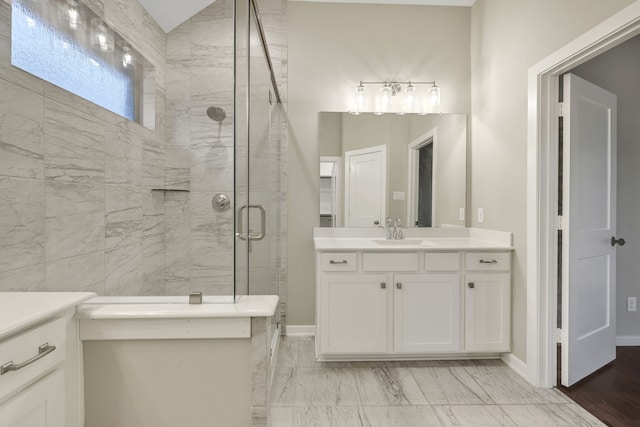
<box><xmin>235</xmin><ymin>0</ymin><xmax>282</xmax><ymax>334</ymax></box>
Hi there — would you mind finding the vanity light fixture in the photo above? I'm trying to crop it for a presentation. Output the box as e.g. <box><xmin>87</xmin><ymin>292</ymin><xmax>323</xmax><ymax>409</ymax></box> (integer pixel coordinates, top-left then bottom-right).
<box><xmin>350</xmin><ymin>80</ymin><xmax>441</xmax><ymax>115</ymax></box>
<box><xmin>121</xmin><ymin>43</ymin><xmax>134</xmax><ymax>68</ymax></box>
<box><xmin>90</xmin><ymin>18</ymin><xmax>114</xmax><ymax>52</ymax></box>
<box><xmin>58</xmin><ymin>0</ymin><xmax>84</xmax><ymax>30</ymax></box>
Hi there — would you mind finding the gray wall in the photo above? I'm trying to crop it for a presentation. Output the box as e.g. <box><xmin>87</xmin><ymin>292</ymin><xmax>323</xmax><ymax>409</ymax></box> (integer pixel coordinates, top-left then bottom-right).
<box><xmin>287</xmin><ymin>2</ymin><xmax>472</xmax><ymax>326</ymax></box>
<box><xmin>571</xmin><ymin>35</ymin><xmax>640</xmax><ymax>339</ymax></box>
<box><xmin>469</xmin><ymin>0</ymin><xmax>636</xmax><ymax>361</ymax></box>
<box><xmin>0</xmin><ymin>0</ymin><xmax>168</xmax><ymax>294</ymax></box>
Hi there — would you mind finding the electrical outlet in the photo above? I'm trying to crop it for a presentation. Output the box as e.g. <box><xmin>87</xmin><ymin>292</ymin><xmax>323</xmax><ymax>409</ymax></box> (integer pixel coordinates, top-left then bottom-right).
<box><xmin>628</xmin><ymin>297</ymin><xmax>637</xmax><ymax>312</ymax></box>
<box><xmin>477</xmin><ymin>208</ymin><xmax>484</xmax><ymax>224</ymax></box>
<box><xmin>459</xmin><ymin>208</ymin><xmax>465</xmax><ymax>221</ymax></box>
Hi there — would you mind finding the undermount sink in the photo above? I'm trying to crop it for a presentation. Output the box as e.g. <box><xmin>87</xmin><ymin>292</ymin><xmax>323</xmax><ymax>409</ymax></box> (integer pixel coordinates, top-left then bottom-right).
<box><xmin>372</xmin><ymin>239</ymin><xmax>437</xmax><ymax>246</ymax></box>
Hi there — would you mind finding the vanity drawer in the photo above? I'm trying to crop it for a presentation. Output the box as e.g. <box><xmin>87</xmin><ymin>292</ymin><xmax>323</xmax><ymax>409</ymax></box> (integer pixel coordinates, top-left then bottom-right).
<box><xmin>425</xmin><ymin>252</ymin><xmax>460</xmax><ymax>271</ymax></box>
<box><xmin>465</xmin><ymin>252</ymin><xmax>511</xmax><ymax>271</ymax></box>
<box><xmin>363</xmin><ymin>252</ymin><xmax>418</xmax><ymax>272</ymax></box>
<box><xmin>0</xmin><ymin>317</ymin><xmax>66</xmax><ymax>400</ymax></box>
<box><xmin>320</xmin><ymin>253</ymin><xmax>357</xmax><ymax>271</ymax></box>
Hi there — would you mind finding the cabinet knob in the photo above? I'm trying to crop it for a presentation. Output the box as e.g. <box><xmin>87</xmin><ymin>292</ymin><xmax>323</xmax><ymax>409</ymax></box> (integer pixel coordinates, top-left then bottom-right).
<box><xmin>396</xmin><ymin>283</ymin><xmax>402</xmax><ymax>290</ymax></box>
<box><xmin>380</xmin><ymin>282</ymin><xmax>386</xmax><ymax>289</ymax></box>
<box><xmin>468</xmin><ymin>282</ymin><xmax>475</xmax><ymax>289</ymax></box>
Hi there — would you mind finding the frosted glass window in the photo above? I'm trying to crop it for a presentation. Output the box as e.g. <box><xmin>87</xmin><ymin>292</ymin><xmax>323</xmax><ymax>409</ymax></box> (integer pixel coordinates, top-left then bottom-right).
<box><xmin>11</xmin><ymin>0</ymin><xmax>148</xmax><ymax>124</ymax></box>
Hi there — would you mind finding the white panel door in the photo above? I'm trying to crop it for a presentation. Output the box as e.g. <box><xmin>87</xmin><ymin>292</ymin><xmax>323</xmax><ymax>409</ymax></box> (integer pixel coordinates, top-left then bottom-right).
<box><xmin>344</xmin><ymin>145</ymin><xmax>386</xmax><ymax>227</ymax></box>
<box><xmin>562</xmin><ymin>74</ymin><xmax>618</xmax><ymax>386</ymax></box>
<box><xmin>465</xmin><ymin>273</ymin><xmax>511</xmax><ymax>352</ymax></box>
<box><xmin>319</xmin><ymin>273</ymin><xmax>389</xmax><ymax>354</ymax></box>
<box><xmin>394</xmin><ymin>274</ymin><xmax>461</xmax><ymax>353</ymax></box>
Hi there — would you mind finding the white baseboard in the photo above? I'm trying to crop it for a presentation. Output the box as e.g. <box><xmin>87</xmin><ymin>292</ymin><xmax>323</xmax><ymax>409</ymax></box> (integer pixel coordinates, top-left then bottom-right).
<box><xmin>501</xmin><ymin>353</ymin><xmax>529</xmax><ymax>382</ymax></box>
<box><xmin>285</xmin><ymin>325</ymin><xmax>316</xmax><ymax>337</ymax></box>
<box><xmin>616</xmin><ymin>336</ymin><xmax>640</xmax><ymax>346</ymax></box>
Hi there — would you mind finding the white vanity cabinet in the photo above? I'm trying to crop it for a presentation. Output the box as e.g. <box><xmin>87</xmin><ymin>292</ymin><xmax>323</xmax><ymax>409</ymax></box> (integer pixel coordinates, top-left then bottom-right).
<box><xmin>464</xmin><ymin>252</ymin><xmax>511</xmax><ymax>353</ymax></box>
<box><xmin>319</xmin><ymin>273</ymin><xmax>389</xmax><ymax>354</ymax></box>
<box><xmin>316</xmin><ymin>246</ymin><xmax>512</xmax><ymax>360</ymax></box>
<box><xmin>0</xmin><ymin>293</ymin><xmax>94</xmax><ymax>427</ymax></box>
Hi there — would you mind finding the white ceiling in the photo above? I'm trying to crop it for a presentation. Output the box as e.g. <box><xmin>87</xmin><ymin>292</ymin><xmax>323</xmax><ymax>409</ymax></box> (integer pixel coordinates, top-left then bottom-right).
<box><xmin>138</xmin><ymin>0</ymin><xmax>474</xmax><ymax>33</ymax></box>
<box><xmin>137</xmin><ymin>0</ymin><xmax>217</xmax><ymax>32</ymax></box>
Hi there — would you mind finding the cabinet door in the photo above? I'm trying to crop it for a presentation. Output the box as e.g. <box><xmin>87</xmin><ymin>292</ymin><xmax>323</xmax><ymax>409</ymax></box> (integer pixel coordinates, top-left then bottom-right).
<box><xmin>0</xmin><ymin>369</ymin><xmax>65</xmax><ymax>427</ymax></box>
<box><xmin>465</xmin><ymin>273</ymin><xmax>511</xmax><ymax>352</ymax></box>
<box><xmin>394</xmin><ymin>274</ymin><xmax>461</xmax><ymax>353</ymax></box>
<box><xmin>319</xmin><ymin>273</ymin><xmax>389</xmax><ymax>354</ymax></box>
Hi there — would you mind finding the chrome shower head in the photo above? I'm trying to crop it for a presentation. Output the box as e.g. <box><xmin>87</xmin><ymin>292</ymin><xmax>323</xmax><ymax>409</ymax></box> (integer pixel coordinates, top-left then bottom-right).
<box><xmin>206</xmin><ymin>106</ymin><xmax>227</xmax><ymax>122</ymax></box>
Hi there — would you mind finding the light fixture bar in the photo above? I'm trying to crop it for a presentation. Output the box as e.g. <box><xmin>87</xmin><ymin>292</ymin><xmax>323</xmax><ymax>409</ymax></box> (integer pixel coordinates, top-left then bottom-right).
<box><xmin>350</xmin><ymin>80</ymin><xmax>441</xmax><ymax>115</ymax></box>
<box><xmin>359</xmin><ymin>80</ymin><xmax>436</xmax><ymax>85</ymax></box>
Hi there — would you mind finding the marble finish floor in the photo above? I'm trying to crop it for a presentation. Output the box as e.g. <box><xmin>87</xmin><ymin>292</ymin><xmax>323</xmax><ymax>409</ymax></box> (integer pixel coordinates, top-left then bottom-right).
<box><xmin>268</xmin><ymin>337</ymin><xmax>604</xmax><ymax>427</ymax></box>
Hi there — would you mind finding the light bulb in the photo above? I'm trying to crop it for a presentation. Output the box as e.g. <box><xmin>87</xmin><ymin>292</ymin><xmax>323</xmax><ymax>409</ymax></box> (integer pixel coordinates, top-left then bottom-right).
<box><xmin>375</xmin><ymin>84</ymin><xmax>392</xmax><ymax>114</ymax></box>
<box><xmin>68</xmin><ymin>3</ymin><xmax>79</xmax><ymax>29</ymax></box>
<box><xmin>91</xmin><ymin>19</ymin><xmax>114</xmax><ymax>52</ymax></box>
<box><xmin>430</xmin><ymin>84</ymin><xmax>441</xmax><ymax>109</ymax></box>
<box><xmin>122</xmin><ymin>45</ymin><xmax>134</xmax><ymax>68</ymax></box>
<box><xmin>404</xmin><ymin>83</ymin><xmax>415</xmax><ymax>114</ymax></box>
<box><xmin>350</xmin><ymin>83</ymin><xmax>365</xmax><ymax>115</ymax></box>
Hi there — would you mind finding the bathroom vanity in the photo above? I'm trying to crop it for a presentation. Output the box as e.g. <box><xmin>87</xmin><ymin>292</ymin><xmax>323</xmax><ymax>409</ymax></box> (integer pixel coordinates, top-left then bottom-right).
<box><xmin>314</xmin><ymin>227</ymin><xmax>513</xmax><ymax>361</ymax></box>
<box><xmin>0</xmin><ymin>292</ymin><xmax>95</xmax><ymax>427</ymax></box>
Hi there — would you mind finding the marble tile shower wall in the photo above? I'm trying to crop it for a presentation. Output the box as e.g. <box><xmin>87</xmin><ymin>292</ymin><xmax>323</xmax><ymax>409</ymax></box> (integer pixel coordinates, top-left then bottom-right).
<box><xmin>0</xmin><ymin>0</ymin><xmax>168</xmax><ymax>294</ymax></box>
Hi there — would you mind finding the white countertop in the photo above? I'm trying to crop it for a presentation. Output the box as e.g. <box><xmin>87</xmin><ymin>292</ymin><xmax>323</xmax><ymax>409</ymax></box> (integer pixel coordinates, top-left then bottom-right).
<box><xmin>314</xmin><ymin>237</ymin><xmax>513</xmax><ymax>251</ymax></box>
<box><xmin>0</xmin><ymin>292</ymin><xmax>96</xmax><ymax>341</ymax></box>
<box><xmin>313</xmin><ymin>227</ymin><xmax>513</xmax><ymax>251</ymax></box>
<box><xmin>77</xmin><ymin>295</ymin><xmax>279</xmax><ymax>320</ymax></box>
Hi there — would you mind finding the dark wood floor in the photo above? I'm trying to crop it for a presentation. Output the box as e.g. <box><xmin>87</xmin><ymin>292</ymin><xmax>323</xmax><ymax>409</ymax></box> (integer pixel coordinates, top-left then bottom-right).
<box><xmin>557</xmin><ymin>346</ymin><xmax>640</xmax><ymax>426</ymax></box>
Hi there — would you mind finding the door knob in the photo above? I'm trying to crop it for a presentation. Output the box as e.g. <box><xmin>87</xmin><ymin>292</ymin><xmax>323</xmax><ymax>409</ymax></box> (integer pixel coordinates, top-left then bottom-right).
<box><xmin>611</xmin><ymin>236</ymin><xmax>626</xmax><ymax>247</ymax></box>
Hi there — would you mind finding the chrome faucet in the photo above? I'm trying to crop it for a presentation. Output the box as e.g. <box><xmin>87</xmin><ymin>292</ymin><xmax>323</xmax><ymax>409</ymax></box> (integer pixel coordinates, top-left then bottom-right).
<box><xmin>393</xmin><ymin>219</ymin><xmax>403</xmax><ymax>240</ymax></box>
<box><xmin>385</xmin><ymin>217</ymin><xmax>394</xmax><ymax>239</ymax></box>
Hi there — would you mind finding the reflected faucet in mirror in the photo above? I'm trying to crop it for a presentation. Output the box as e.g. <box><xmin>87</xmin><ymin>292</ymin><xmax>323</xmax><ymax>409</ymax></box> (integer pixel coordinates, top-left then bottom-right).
<box><xmin>319</xmin><ymin>112</ymin><xmax>467</xmax><ymax>228</ymax></box>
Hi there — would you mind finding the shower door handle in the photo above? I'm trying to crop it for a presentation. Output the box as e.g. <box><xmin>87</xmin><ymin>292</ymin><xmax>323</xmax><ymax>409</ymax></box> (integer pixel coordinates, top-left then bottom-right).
<box><xmin>236</xmin><ymin>204</ymin><xmax>266</xmax><ymax>241</ymax></box>
<box><xmin>236</xmin><ymin>205</ymin><xmax>248</xmax><ymax>240</ymax></box>
<box><xmin>247</xmin><ymin>204</ymin><xmax>266</xmax><ymax>241</ymax></box>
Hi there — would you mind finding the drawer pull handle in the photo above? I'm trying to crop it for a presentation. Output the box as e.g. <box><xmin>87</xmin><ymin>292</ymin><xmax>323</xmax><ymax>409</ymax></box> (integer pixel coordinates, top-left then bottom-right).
<box><xmin>1</xmin><ymin>343</ymin><xmax>56</xmax><ymax>376</ymax></box>
<box><xmin>381</xmin><ymin>282</ymin><xmax>386</xmax><ymax>289</ymax></box>
<box><xmin>468</xmin><ymin>282</ymin><xmax>475</xmax><ymax>289</ymax></box>
<box><xmin>479</xmin><ymin>259</ymin><xmax>498</xmax><ymax>264</ymax></box>
<box><xmin>329</xmin><ymin>260</ymin><xmax>348</xmax><ymax>265</ymax></box>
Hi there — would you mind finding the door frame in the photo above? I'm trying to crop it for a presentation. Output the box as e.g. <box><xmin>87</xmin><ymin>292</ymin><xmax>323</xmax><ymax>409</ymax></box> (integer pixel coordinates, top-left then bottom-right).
<box><xmin>407</xmin><ymin>129</ymin><xmax>437</xmax><ymax>227</ymax></box>
<box><xmin>527</xmin><ymin>2</ymin><xmax>640</xmax><ymax>388</ymax></box>
<box><xmin>320</xmin><ymin>156</ymin><xmax>343</xmax><ymax>227</ymax></box>
<box><xmin>344</xmin><ymin>144</ymin><xmax>387</xmax><ymax>227</ymax></box>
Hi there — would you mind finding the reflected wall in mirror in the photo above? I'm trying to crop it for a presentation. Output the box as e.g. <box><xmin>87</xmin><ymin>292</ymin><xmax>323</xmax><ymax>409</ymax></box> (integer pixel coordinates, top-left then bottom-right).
<box><xmin>319</xmin><ymin>112</ymin><xmax>467</xmax><ymax>228</ymax></box>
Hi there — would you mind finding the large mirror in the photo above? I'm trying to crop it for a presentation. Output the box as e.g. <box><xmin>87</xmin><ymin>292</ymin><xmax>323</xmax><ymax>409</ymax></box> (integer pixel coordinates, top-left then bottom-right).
<box><xmin>319</xmin><ymin>112</ymin><xmax>467</xmax><ymax>228</ymax></box>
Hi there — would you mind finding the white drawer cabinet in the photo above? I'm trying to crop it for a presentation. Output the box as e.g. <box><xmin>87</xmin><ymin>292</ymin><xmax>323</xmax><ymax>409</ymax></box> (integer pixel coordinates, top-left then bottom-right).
<box><xmin>316</xmin><ymin>249</ymin><xmax>511</xmax><ymax>360</ymax></box>
<box><xmin>0</xmin><ymin>293</ymin><xmax>93</xmax><ymax>427</ymax></box>
<box><xmin>0</xmin><ymin>369</ymin><xmax>65</xmax><ymax>427</ymax></box>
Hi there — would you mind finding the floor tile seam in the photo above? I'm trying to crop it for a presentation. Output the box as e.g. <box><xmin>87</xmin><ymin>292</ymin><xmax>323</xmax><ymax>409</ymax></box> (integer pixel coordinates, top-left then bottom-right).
<box><xmin>406</xmin><ymin>364</ymin><xmax>498</xmax><ymax>406</ymax></box>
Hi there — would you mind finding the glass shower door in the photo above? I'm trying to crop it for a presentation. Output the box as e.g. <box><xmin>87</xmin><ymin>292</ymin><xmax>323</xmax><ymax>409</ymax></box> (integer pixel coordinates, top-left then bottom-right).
<box><xmin>235</xmin><ymin>0</ymin><xmax>282</xmax><ymax>335</ymax></box>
